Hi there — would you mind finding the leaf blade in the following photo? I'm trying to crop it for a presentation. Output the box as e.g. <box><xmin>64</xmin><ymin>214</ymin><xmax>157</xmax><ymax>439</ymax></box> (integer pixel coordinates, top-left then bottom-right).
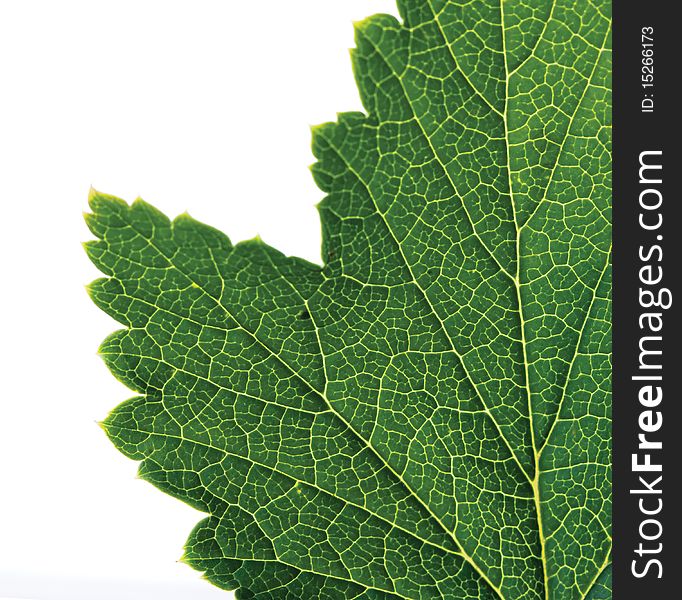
<box><xmin>86</xmin><ymin>1</ymin><xmax>611</xmax><ymax>597</ymax></box>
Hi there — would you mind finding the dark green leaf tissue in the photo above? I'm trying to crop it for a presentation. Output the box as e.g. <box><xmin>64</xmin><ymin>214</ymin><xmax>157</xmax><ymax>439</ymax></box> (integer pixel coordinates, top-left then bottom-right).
<box><xmin>85</xmin><ymin>1</ymin><xmax>612</xmax><ymax>597</ymax></box>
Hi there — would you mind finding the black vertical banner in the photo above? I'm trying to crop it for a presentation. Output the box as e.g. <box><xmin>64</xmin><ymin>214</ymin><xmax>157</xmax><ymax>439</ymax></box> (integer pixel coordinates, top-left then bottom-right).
<box><xmin>613</xmin><ymin>1</ymin><xmax>679</xmax><ymax>597</ymax></box>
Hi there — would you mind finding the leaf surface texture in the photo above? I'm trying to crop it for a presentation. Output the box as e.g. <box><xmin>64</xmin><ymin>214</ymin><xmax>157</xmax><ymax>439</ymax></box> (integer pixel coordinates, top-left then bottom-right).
<box><xmin>86</xmin><ymin>1</ymin><xmax>612</xmax><ymax>598</ymax></box>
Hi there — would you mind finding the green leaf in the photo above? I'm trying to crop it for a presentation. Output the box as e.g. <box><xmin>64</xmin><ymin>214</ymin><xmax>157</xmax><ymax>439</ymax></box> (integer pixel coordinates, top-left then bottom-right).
<box><xmin>85</xmin><ymin>1</ymin><xmax>611</xmax><ymax>598</ymax></box>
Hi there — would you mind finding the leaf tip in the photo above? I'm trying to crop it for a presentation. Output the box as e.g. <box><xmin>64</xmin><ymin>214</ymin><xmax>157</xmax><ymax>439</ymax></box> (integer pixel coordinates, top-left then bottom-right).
<box><xmin>87</xmin><ymin>189</ymin><xmax>129</xmax><ymax>219</ymax></box>
<box><xmin>309</xmin><ymin>122</ymin><xmax>325</xmax><ymax>136</ymax></box>
<box><xmin>351</xmin><ymin>15</ymin><xmax>375</xmax><ymax>39</ymax></box>
<box><xmin>82</xmin><ymin>210</ymin><xmax>102</xmax><ymax>237</ymax></box>
<box><xmin>87</xmin><ymin>187</ymin><xmax>106</xmax><ymax>211</ymax></box>
<box><xmin>172</xmin><ymin>211</ymin><xmax>196</xmax><ymax>229</ymax></box>
<box><xmin>82</xmin><ymin>240</ymin><xmax>103</xmax><ymax>265</ymax></box>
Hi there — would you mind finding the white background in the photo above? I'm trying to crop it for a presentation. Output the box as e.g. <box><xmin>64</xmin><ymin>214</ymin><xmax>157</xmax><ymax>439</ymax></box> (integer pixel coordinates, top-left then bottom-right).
<box><xmin>0</xmin><ymin>1</ymin><xmax>399</xmax><ymax>598</ymax></box>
